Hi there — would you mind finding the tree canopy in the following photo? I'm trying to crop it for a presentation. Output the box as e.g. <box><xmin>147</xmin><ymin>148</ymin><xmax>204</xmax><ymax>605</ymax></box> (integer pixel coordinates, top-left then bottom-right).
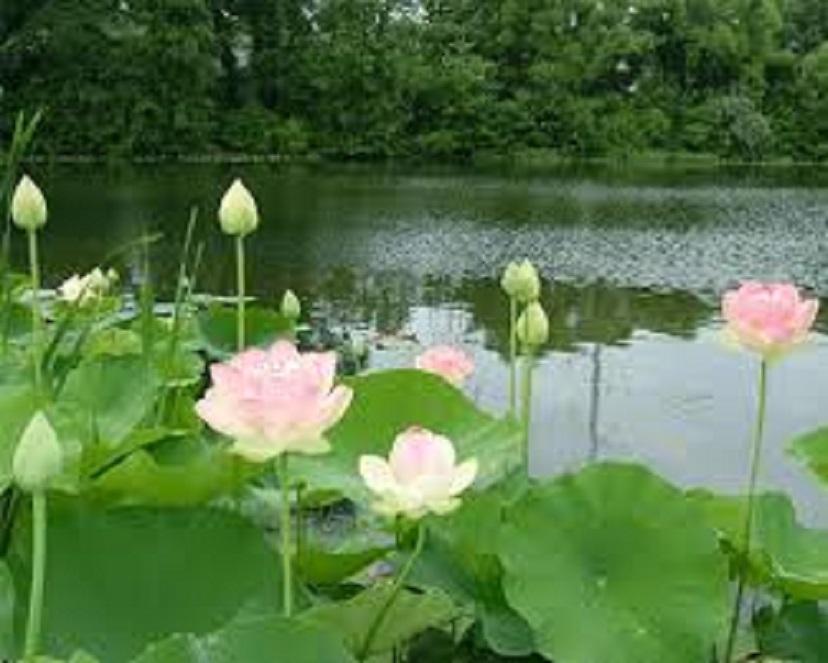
<box><xmin>1</xmin><ymin>0</ymin><xmax>828</xmax><ymax>161</ymax></box>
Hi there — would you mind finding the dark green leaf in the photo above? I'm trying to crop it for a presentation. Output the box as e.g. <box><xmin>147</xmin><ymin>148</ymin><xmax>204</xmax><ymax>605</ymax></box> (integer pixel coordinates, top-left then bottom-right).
<box><xmin>9</xmin><ymin>499</ymin><xmax>283</xmax><ymax>662</ymax></box>
<box><xmin>500</xmin><ymin>463</ymin><xmax>729</xmax><ymax>663</ymax></box>
<box><xmin>132</xmin><ymin>615</ymin><xmax>355</xmax><ymax>663</ymax></box>
<box><xmin>292</xmin><ymin>370</ymin><xmax>521</xmax><ymax>504</ymax></box>
<box><xmin>755</xmin><ymin>601</ymin><xmax>828</xmax><ymax>663</ymax></box>
<box><xmin>302</xmin><ymin>584</ymin><xmax>456</xmax><ymax>657</ymax></box>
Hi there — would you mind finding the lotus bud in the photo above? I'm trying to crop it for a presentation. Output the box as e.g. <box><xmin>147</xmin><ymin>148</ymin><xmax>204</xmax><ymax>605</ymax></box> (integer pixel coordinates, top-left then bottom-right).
<box><xmin>11</xmin><ymin>175</ymin><xmax>47</xmax><ymax>231</ymax></box>
<box><xmin>281</xmin><ymin>289</ymin><xmax>301</xmax><ymax>321</ymax></box>
<box><xmin>500</xmin><ymin>260</ymin><xmax>540</xmax><ymax>303</ymax></box>
<box><xmin>12</xmin><ymin>412</ymin><xmax>63</xmax><ymax>493</ymax></box>
<box><xmin>218</xmin><ymin>179</ymin><xmax>259</xmax><ymax>236</ymax></box>
<box><xmin>517</xmin><ymin>301</ymin><xmax>550</xmax><ymax>349</ymax></box>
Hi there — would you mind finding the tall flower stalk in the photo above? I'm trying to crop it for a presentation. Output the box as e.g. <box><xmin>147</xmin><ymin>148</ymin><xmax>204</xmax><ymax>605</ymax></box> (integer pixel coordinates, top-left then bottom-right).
<box><xmin>358</xmin><ymin>427</ymin><xmax>478</xmax><ymax>661</ymax></box>
<box><xmin>357</xmin><ymin>523</ymin><xmax>426</xmax><ymax>661</ymax></box>
<box><xmin>277</xmin><ymin>455</ymin><xmax>293</xmax><ymax>617</ymax></box>
<box><xmin>27</xmin><ymin>229</ymin><xmax>43</xmax><ymax>391</ymax></box>
<box><xmin>724</xmin><ymin>359</ymin><xmax>768</xmax><ymax>663</ymax></box>
<box><xmin>509</xmin><ymin>296</ymin><xmax>518</xmax><ymax>415</ymax></box>
<box><xmin>501</xmin><ymin>260</ymin><xmax>540</xmax><ymax>419</ymax></box>
<box><xmin>235</xmin><ymin>236</ymin><xmax>246</xmax><ymax>351</ymax></box>
<box><xmin>194</xmin><ymin>342</ymin><xmax>353</xmax><ymax>623</ymax></box>
<box><xmin>11</xmin><ymin>175</ymin><xmax>47</xmax><ymax>394</ymax></box>
<box><xmin>218</xmin><ymin>179</ymin><xmax>259</xmax><ymax>352</ymax></box>
<box><xmin>13</xmin><ymin>412</ymin><xmax>63</xmax><ymax>661</ymax></box>
<box><xmin>516</xmin><ymin>301</ymin><xmax>549</xmax><ymax>473</ymax></box>
<box><xmin>719</xmin><ymin>281</ymin><xmax>818</xmax><ymax>662</ymax></box>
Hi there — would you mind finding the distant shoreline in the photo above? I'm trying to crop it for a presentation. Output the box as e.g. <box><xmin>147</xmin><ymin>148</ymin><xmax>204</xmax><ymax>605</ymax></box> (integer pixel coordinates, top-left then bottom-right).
<box><xmin>8</xmin><ymin>149</ymin><xmax>828</xmax><ymax>171</ymax></box>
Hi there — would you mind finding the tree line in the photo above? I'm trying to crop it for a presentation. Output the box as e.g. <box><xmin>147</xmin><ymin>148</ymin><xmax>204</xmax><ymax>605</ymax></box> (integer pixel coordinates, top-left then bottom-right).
<box><xmin>2</xmin><ymin>0</ymin><xmax>828</xmax><ymax>162</ymax></box>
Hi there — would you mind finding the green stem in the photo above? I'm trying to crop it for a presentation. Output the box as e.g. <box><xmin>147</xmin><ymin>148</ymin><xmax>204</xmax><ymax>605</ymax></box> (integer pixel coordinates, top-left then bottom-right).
<box><xmin>294</xmin><ymin>482</ymin><xmax>304</xmax><ymax>579</ymax></box>
<box><xmin>277</xmin><ymin>455</ymin><xmax>293</xmax><ymax>618</ymax></box>
<box><xmin>520</xmin><ymin>349</ymin><xmax>535</xmax><ymax>474</ymax></box>
<box><xmin>358</xmin><ymin>523</ymin><xmax>426</xmax><ymax>661</ymax></box>
<box><xmin>724</xmin><ymin>359</ymin><xmax>768</xmax><ymax>663</ymax></box>
<box><xmin>27</xmin><ymin>230</ymin><xmax>42</xmax><ymax>394</ymax></box>
<box><xmin>235</xmin><ymin>235</ymin><xmax>246</xmax><ymax>352</ymax></box>
<box><xmin>24</xmin><ymin>491</ymin><xmax>47</xmax><ymax>660</ymax></box>
<box><xmin>509</xmin><ymin>297</ymin><xmax>518</xmax><ymax>417</ymax></box>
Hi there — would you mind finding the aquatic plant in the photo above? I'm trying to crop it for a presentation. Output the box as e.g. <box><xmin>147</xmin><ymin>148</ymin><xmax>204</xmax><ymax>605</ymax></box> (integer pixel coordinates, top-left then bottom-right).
<box><xmin>0</xmin><ymin>176</ymin><xmax>824</xmax><ymax>663</ymax></box>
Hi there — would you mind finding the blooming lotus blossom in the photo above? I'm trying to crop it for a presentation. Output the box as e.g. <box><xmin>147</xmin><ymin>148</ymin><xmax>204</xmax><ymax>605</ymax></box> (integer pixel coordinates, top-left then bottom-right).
<box><xmin>58</xmin><ymin>267</ymin><xmax>114</xmax><ymax>306</ymax></box>
<box><xmin>359</xmin><ymin>427</ymin><xmax>478</xmax><ymax>519</ymax></box>
<box><xmin>722</xmin><ymin>282</ymin><xmax>819</xmax><ymax>359</ymax></box>
<box><xmin>415</xmin><ymin>345</ymin><xmax>474</xmax><ymax>386</ymax></box>
<box><xmin>195</xmin><ymin>341</ymin><xmax>353</xmax><ymax>462</ymax></box>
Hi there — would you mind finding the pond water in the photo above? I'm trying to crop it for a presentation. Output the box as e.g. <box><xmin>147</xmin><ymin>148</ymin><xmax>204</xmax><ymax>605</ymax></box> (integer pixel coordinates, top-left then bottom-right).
<box><xmin>25</xmin><ymin>163</ymin><xmax>828</xmax><ymax>525</ymax></box>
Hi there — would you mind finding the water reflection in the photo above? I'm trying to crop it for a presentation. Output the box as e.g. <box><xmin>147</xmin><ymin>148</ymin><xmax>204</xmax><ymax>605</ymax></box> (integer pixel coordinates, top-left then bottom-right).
<box><xmin>26</xmin><ymin>164</ymin><xmax>828</xmax><ymax>525</ymax></box>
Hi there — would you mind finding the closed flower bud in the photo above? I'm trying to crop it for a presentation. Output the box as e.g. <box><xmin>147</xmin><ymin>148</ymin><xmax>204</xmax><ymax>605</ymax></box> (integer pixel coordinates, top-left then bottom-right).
<box><xmin>281</xmin><ymin>289</ymin><xmax>301</xmax><ymax>321</ymax></box>
<box><xmin>11</xmin><ymin>175</ymin><xmax>47</xmax><ymax>231</ymax></box>
<box><xmin>501</xmin><ymin>260</ymin><xmax>540</xmax><ymax>303</ymax></box>
<box><xmin>12</xmin><ymin>412</ymin><xmax>63</xmax><ymax>493</ymax></box>
<box><xmin>218</xmin><ymin>179</ymin><xmax>259</xmax><ymax>236</ymax></box>
<box><xmin>517</xmin><ymin>301</ymin><xmax>550</xmax><ymax>348</ymax></box>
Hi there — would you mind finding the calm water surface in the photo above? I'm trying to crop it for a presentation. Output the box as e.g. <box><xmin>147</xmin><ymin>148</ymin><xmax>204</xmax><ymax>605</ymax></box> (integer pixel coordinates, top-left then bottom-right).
<box><xmin>25</xmin><ymin>163</ymin><xmax>828</xmax><ymax>524</ymax></box>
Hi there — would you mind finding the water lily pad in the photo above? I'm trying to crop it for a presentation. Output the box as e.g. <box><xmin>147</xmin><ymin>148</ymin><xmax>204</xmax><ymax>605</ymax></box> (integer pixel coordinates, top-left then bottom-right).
<box><xmin>691</xmin><ymin>490</ymin><xmax>828</xmax><ymax>599</ymax></box>
<box><xmin>412</xmin><ymin>477</ymin><xmax>534</xmax><ymax>657</ymax></box>
<box><xmin>291</xmin><ymin>370</ymin><xmax>521</xmax><ymax>505</ymax></box>
<box><xmin>755</xmin><ymin>601</ymin><xmax>828</xmax><ymax>663</ymax></box>
<box><xmin>301</xmin><ymin>584</ymin><xmax>455</xmax><ymax>658</ymax></box>
<box><xmin>196</xmin><ymin>305</ymin><xmax>292</xmax><ymax>359</ymax></box>
<box><xmin>789</xmin><ymin>427</ymin><xmax>828</xmax><ymax>486</ymax></box>
<box><xmin>8</xmin><ymin>499</ymin><xmax>283</xmax><ymax>662</ymax></box>
<box><xmin>86</xmin><ymin>437</ymin><xmax>260</xmax><ymax>507</ymax></box>
<box><xmin>132</xmin><ymin>615</ymin><xmax>354</xmax><ymax>663</ymax></box>
<box><xmin>500</xmin><ymin>463</ymin><xmax>729</xmax><ymax>663</ymax></box>
<box><xmin>0</xmin><ymin>561</ymin><xmax>14</xmax><ymax>659</ymax></box>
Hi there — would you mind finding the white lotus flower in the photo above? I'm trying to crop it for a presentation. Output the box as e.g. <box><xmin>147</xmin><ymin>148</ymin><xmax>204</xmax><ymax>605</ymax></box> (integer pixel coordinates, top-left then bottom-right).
<box><xmin>58</xmin><ymin>267</ymin><xmax>115</xmax><ymax>306</ymax></box>
<box><xmin>359</xmin><ymin>427</ymin><xmax>478</xmax><ymax>520</ymax></box>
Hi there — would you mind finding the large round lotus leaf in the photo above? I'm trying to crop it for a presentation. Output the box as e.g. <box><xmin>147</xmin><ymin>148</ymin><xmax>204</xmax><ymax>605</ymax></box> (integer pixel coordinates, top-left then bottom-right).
<box><xmin>691</xmin><ymin>490</ymin><xmax>828</xmax><ymax>599</ymax></box>
<box><xmin>789</xmin><ymin>427</ymin><xmax>828</xmax><ymax>486</ymax></box>
<box><xmin>290</xmin><ymin>370</ymin><xmax>521</xmax><ymax>504</ymax></box>
<box><xmin>132</xmin><ymin>616</ymin><xmax>354</xmax><ymax>663</ymax></box>
<box><xmin>499</xmin><ymin>462</ymin><xmax>729</xmax><ymax>663</ymax></box>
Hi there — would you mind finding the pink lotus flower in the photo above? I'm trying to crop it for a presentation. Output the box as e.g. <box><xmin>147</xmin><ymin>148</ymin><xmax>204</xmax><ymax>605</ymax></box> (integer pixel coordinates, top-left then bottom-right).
<box><xmin>195</xmin><ymin>341</ymin><xmax>353</xmax><ymax>462</ymax></box>
<box><xmin>359</xmin><ymin>427</ymin><xmax>478</xmax><ymax>519</ymax></box>
<box><xmin>415</xmin><ymin>345</ymin><xmax>474</xmax><ymax>386</ymax></box>
<box><xmin>722</xmin><ymin>282</ymin><xmax>819</xmax><ymax>358</ymax></box>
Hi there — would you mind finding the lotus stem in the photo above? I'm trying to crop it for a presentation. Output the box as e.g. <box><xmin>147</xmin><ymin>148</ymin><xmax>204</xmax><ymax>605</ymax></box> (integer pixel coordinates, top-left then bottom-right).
<box><xmin>509</xmin><ymin>296</ymin><xmax>518</xmax><ymax>417</ymax></box>
<box><xmin>724</xmin><ymin>359</ymin><xmax>768</xmax><ymax>663</ymax></box>
<box><xmin>23</xmin><ymin>491</ymin><xmax>47</xmax><ymax>660</ymax></box>
<box><xmin>520</xmin><ymin>349</ymin><xmax>535</xmax><ymax>473</ymax></box>
<box><xmin>277</xmin><ymin>454</ymin><xmax>293</xmax><ymax>618</ymax></box>
<box><xmin>27</xmin><ymin>229</ymin><xmax>42</xmax><ymax>393</ymax></box>
<box><xmin>294</xmin><ymin>482</ymin><xmax>304</xmax><ymax>578</ymax></box>
<box><xmin>358</xmin><ymin>522</ymin><xmax>426</xmax><ymax>661</ymax></box>
<box><xmin>235</xmin><ymin>235</ymin><xmax>246</xmax><ymax>352</ymax></box>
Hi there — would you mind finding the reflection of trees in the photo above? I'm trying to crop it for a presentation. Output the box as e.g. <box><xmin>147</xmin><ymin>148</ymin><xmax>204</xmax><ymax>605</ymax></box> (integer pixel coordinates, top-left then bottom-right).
<box><xmin>203</xmin><ymin>265</ymin><xmax>717</xmax><ymax>357</ymax></box>
<box><xmin>461</xmin><ymin>278</ymin><xmax>715</xmax><ymax>358</ymax></box>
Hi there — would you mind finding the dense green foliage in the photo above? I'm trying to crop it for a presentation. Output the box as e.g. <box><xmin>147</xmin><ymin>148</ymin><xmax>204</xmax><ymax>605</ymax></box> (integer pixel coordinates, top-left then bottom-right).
<box><xmin>2</xmin><ymin>0</ymin><xmax>828</xmax><ymax>161</ymax></box>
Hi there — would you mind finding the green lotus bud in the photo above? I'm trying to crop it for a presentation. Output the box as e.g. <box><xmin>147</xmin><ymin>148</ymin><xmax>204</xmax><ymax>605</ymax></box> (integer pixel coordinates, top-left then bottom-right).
<box><xmin>12</xmin><ymin>412</ymin><xmax>63</xmax><ymax>493</ymax></box>
<box><xmin>11</xmin><ymin>175</ymin><xmax>47</xmax><ymax>231</ymax></box>
<box><xmin>218</xmin><ymin>179</ymin><xmax>259</xmax><ymax>236</ymax></box>
<box><xmin>517</xmin><ymin>301</ymin><xmax>550</xmax><ymax>348</ymax></box>
<box><xmin>281</xmin><ymin>289</ymin><xmax>301</xmax><ymax>320</ymax></box>
<box><xmin>500</xmin><ymin>260</ymin><xmax>540</xmax><ymax>303</ymax></box>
